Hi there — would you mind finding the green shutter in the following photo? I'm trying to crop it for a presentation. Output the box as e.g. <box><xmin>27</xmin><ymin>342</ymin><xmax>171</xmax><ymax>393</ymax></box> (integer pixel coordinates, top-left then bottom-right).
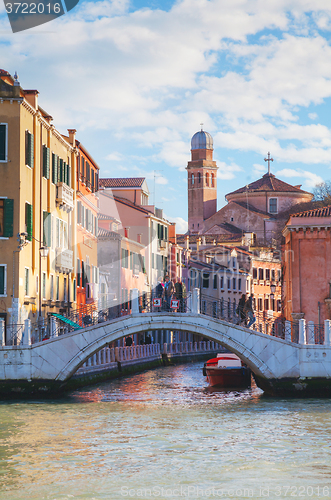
<box><xmin>3</xmin><ymin>199</ymin><xmax>13</xmax><ymax>237</ymax></box>
<box><xmin>0</xmin><ymin>124</ymin><xmax>7</xmax><ymax>162</ymax></box>
<box><xmin>43</xmin><ymin>146</ymin><xmax>50</xmax><ymax>179</ymax></box>
<box><xmin>77</xmin><ymin>201</ymin><xmax>81</xmax><ymax>224</ymax></box>
<box><xmin>43</xmin><ymin>211</ymin><xmax>51</xmax><ymax>247</ymax></box>
<box><xmin>59</xmin><ymin>158</ymin><xmax>63</xmax><ymax>182</ymax></box>
<box><xmin>66</xmin><ymin>164</ymin><xmax>70</xmax><ymax>187</ymax></box>
<box><xmin>25</xmin><ymin>203</ymin><xmax>33</xmax><ymax>241</ymax></box>
<box><xmin>52</xmin><ymin>153</ymin><xmax>58</xmax><ymax>184</ymax></box>
<box><xmin>25</xmin><ymin>131</ymin><xmax>34</xmax><ymax>168</ymax></box>
<box><xmin>0</xmin><ymin>266</ymin><xmax>4</xmax><ymax>295</ymax></box>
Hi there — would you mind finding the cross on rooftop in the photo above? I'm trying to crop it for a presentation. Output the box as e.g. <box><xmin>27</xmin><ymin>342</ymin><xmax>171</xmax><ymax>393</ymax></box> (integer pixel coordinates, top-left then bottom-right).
<box><xmin>264</xmin><ymin>152</ymin><xmax>274</xmax><ymax>174</ymax></box>
<box><xmin>200</xmin><ymin>122</ymin><xmax>203</xmax><ymax>131</ymax></box>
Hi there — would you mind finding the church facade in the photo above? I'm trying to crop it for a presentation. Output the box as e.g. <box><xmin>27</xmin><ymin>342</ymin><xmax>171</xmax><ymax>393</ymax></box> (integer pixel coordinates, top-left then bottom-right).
<box><xmin>187</xmin><ymin>129</ymin><xmax>313</xmax><ymax>245</ymax></box>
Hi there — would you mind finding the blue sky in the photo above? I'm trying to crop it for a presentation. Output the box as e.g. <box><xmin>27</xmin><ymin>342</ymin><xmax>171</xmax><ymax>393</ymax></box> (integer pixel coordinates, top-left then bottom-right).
<box><xmin>1</xmin><ymin>0</ymin><xmax>331</xmax><ymax>232</ymax></box>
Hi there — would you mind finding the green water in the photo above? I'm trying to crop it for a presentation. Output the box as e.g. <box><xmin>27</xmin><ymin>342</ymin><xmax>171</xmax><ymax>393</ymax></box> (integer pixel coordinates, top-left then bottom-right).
<box><xmin>0</xmin><ymin>363</ymin><xmax>331</xmax><ymax>500</ymax></box>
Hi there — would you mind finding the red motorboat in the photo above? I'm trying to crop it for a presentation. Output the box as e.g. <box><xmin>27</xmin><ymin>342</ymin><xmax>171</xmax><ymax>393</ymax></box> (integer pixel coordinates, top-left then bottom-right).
<box><xmin>203</xmin><ymin>353</ymin><xmax>251</xmax><ymax>388</ymax></box>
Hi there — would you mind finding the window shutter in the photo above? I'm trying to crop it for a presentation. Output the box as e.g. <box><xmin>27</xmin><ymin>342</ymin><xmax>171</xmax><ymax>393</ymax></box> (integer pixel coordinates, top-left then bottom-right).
<box><xmin>59</xmin><ymin>158</ymin><xmax>63</xmax><ymax>182</ymax></box>
<box><xmin>77</xmin><ymin>201</ymin><xmax>81</xmax><ymax>224</ymax></box>
<box><xmin>0</xmin><ymin>124</ymin><xmax>7</xmax><ymax>161</ymax></box>
<box><xmin>0</xmin><ymin>266</ymin><xmax>4</xmax><ymax>295</ymax></box>
<box><xmin>25</xmin><ymin>131</ymin><xmax>34</xmax><ymax>168</ymax></box>
<box><xmin>67</xmin><ymin>164</ymin><xmax>70</xmax><ymax>187</ymax></box>
<box><xmin>43</xmin><ymin>146</ymin><xmax>50</xmax><ymax>179</ymax></box>
<box><xmin>3</xmin><ymin>199</ymin><xmax>14</xmax><ymax>237</ymax></box>
<box><xmin>91</xmin><ymin>170</ymin><xmax>94</xmax><ymax>191</ymax></box>
<box><xmin>25</xmin><ymin>203</ymin><xmax>33</xmax><ymax>241</ymax></box>
<box><xmin>95</xmin><ymin>173</ymin><xmax>98</xmax><ymax>191</ymax></box>
<box><xmin>43</xmin><ymin>211</ymin><xmax>51</xmax><ymax>247</ymax></box>
<box><xmin>94</xmin><ymin>216</ymin><xmax>98</xmax><ymax>237</ymax></box>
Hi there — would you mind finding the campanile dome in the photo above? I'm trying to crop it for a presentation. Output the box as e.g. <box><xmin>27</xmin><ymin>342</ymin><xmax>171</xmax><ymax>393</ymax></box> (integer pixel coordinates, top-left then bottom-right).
<box><xmin>191</xmin><ymin>130</ymin><xmax>213</xmax><ymax>150</ymax></box>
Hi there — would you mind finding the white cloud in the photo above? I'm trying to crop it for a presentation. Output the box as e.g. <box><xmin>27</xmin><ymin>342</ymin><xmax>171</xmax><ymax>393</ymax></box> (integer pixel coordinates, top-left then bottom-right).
<box><xmin>165</xmin><ymin>215</ymin><xmax>188</xmax><ymax>234</ymax></box>
<box><xmin>276</xmin><ymin>168</ymin><xmax>324</xmax><ymax>188</ymax></box>
<box><xmin>216</xmin><ymin>161</ymin><xmax>243</xmax><ymax>180</ymax></box>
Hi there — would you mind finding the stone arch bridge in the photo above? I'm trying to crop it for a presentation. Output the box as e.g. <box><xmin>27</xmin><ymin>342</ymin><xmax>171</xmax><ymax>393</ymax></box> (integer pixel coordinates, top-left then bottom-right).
<box><xmin>1</xmin><ymin>312</ymin><xmax>331</xmax><ymax>396</ymax></box>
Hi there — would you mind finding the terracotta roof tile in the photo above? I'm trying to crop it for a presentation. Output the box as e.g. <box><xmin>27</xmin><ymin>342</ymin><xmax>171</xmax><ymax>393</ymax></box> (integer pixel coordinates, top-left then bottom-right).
<box><xmin>99</xmin><ymin>177</ymin><xmax>145</xmax><ymax>188</ymax></box>
<box><xmin>292</xmin><ymin>205</ymin><xmax>331</xmax><ymax>218</ymax></box>
<box><xmin>227</xmin><ymin>173</ymin><xmax>311</xmax><ymax>196</ymax></box>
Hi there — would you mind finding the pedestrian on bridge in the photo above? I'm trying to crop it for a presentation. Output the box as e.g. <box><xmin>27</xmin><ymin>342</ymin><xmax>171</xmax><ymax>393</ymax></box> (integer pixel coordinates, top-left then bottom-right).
<box><xmin>174</xmin><ymin>277</ymin><xmax>187</xmax><ymax>312</ymax></box>
<box><xmin>236</xmin><ymin>293</ymin><xmax>247</xmax><ymax>325</ymax></box>
<box><xmin>244</xmin><ymin>295</ymin><xmax>256</xmax><ymax>328</ymax></box>
<box><xmin>163</xmin><ymin>275</ymin><xmax>174</xmax><ymax>311</ymax></box>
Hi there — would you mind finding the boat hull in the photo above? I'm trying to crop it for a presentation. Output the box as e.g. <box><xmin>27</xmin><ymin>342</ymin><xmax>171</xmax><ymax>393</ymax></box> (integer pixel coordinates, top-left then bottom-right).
<box><xmin>206</xmin><ymin>367</ymin><xmax>251</xmax><ymax>388</ymax></box>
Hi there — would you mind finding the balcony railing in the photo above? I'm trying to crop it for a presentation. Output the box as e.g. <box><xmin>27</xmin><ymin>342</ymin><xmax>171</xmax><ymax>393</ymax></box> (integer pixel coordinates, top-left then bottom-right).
<box><xmin>56</xmin><ymin>182</ymin><xmax>74</xmax><ymax>211</ymax></box>
<box><xmin>55</xmin><ymin>248</ymin><xmax>74</xmax><ymax>273</ymax></box>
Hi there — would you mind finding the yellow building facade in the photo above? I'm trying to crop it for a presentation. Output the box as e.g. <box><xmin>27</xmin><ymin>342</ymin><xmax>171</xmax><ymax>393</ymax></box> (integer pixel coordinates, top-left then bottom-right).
<box><xmin>0</xmin><ymin>70</ymin><xmax>77</xmax><ymax>342</ymax></box>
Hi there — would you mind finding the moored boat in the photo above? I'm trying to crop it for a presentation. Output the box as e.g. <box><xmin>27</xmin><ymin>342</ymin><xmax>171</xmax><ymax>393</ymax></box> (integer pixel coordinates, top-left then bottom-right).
<box><xmin>203</xmin><ymin>353</ymin><xmax>251</xmax><ymax>388</ymax></box>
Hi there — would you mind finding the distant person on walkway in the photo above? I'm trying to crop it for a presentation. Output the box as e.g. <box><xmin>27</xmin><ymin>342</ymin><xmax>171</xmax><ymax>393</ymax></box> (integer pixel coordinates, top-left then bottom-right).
<box><xmin>125</xmin><ymin>336</ymin><xmax>133</xmax><ymax>347</ymax></box>
<box><xmin>163</xmin><ymin>275</ymin><xmax>174</xmax><ymax>311</ymax></box>
<box><xmin>236</xmin><ymin>294</ymin><xmax>247</xmax><ymax>325</ymax></box>
<box><xmin>145</xmin><ymin>333</ymin><xmax>152</xmax><ymax>344</ymax></box>
<box><xmin>244</xmin><ymin>295</ymin><xmax>256</xmax><ymax>328</ymax></box>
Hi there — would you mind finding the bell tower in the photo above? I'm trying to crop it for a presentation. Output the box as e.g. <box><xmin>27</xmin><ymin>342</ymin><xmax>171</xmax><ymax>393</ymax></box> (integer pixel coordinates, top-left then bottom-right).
<box><xmin>187</xmin><ymin>127</ymin><xmax>218</xmax><ymax>233</ymax></box>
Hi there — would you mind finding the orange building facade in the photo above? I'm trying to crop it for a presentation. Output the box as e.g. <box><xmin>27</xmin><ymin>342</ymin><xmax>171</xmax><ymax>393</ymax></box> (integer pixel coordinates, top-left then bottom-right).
<box><xmin>75</xmin><ymin>142</ymin><xmax>99</xmax><ymax>310</ymax></box>
<box><xmin>282</xmin><ymin>206</ymin><xmax>331</xmax><ymax>325</ymax></box>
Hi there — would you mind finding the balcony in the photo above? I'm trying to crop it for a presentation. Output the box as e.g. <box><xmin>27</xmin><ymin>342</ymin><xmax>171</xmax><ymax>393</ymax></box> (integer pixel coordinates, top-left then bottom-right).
<box><xmin>55</xmin><ymin>248</ymin><xmax>74</xmax><ymax>273</ymax></box>
<box><xmin>56</xmin><ymin>182</ymin><xmax>74</xmax><ymax>211</ymax></box>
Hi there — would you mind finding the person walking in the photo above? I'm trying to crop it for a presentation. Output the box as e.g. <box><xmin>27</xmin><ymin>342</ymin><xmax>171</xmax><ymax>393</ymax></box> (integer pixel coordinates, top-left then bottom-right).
<box><xmin>236</xmin><ymin>293</ymin><xmax>247</xmax><ymax>325</ymax></box>
<box><xmin>244</xmin><ymin>294</ymin><xmax>256</xmax><ymax>328</ymax></box>
<box><xmin>163</xmin><ymin>275</ymin><xmax>174</xmax><ymax>311</ymax></box>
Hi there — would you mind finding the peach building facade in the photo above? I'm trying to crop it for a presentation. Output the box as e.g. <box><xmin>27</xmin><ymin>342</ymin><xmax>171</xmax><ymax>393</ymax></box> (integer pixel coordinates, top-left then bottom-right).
<box><xmin>282</xmin><ymin>206</ymin><xmax>331</xmax><ymax>325</ymax></box>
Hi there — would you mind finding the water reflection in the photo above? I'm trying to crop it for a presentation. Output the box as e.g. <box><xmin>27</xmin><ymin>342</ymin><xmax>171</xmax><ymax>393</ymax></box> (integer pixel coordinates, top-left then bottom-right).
<box><xmin>0</xmin><ymin>362</ymin><xmax>331</xmax><ymax>500</ymax></box>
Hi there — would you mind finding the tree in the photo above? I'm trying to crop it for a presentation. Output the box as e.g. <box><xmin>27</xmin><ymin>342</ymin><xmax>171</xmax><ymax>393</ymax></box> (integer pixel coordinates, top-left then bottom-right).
<box><xmin>312</xmin><ymin>181</ymin><xmax>331</xmax><ymax>205</ymax></box>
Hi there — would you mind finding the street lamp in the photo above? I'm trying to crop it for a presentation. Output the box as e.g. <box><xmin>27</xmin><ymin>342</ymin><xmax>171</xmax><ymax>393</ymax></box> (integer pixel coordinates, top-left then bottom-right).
<box><xmin>40</xmin><ymin>246</ymin><xmax>49</xmax><ymax>259</ymax></box>
<box><xmin>270</xmin><ymin>283</ymin><xmax>276</xmax><ymax>300</ymax></box>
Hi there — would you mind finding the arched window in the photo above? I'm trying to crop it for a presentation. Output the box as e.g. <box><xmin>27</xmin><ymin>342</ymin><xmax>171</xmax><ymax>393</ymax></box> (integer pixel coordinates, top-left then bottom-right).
<box><xmin>198</xmin><ymin>172</ymin><xmax>201</xmax><ymax>183</ymax></box>
<box><xmin>206</xmin><ymin>172</ymin><xmax>209</xmax><ymax>186</ymax></box>
<box><xmin>191</xmin><ymin>173</ymin><xmax>194</xmax><ymax>185</ymax></box>
<box><xmin>211</xmin><ymin>173</ymin><xmax>214</xmax><ymax>187</ymax></box>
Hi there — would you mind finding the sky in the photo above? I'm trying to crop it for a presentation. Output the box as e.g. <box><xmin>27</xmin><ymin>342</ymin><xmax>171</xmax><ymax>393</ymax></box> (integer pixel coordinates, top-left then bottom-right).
<box><xmin>1</xmin><ymin>0</ymin><xmax>331</xmax><ymax>233</ymax></box>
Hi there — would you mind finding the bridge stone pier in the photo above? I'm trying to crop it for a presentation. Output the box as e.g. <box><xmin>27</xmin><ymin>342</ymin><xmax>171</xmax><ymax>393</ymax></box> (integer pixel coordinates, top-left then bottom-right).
<box><xmin>1</xmin><ymin>313</ymin><xmax>331</xmax><ymax>397</ymax></box>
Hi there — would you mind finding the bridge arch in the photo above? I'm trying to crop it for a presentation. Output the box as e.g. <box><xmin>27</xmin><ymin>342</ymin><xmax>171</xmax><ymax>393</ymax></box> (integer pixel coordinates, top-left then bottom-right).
<box><xmin>49</xmin><ymin>313</ymin><xmax>293</xmax><ymax>382</ymax></box>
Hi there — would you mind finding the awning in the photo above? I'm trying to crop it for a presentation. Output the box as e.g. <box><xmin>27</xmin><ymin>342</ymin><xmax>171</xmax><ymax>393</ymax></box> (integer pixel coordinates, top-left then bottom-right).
<box><xmin>50</xmin><ymin>313</ymin><xmax>81</xmax><ymax>330</ymax></box>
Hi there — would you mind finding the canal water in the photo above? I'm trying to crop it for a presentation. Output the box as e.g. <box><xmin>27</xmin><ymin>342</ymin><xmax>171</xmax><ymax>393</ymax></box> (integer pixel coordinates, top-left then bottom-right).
<box><xmin>1</xmin><ymin>363</ymin><xmax>331</xmax><ymax>500</ymax></box>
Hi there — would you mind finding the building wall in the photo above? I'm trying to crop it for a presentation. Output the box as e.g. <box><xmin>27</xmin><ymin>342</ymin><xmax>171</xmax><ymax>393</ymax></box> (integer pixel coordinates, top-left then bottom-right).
<box><xmin>0</xmin><ymin>86</ymin><xmax>76</xmax><ymax>335</ymax></box>
<box><xmin>283</xmin><ymin>224</ymin><xmax>331</xmax><ymax>324</ymax></box>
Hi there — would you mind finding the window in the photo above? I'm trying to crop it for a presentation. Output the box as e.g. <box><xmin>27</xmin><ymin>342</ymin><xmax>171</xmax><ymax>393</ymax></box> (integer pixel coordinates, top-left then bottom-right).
<box><xmin>25</xmin><ymin>203</ymin><xmax>33</xmax><ymax>241</ymax></box>
<box><xmin>277</xmin><ymin>269</ymin><xmax>281</xmax><ymax>282</ymax></box>
<box><xmin>258</xmin><ymin>298</ymin><xmax>263</xmax><ymax>311</ymax></box>
<box><xmin>253</xmin><ymin>267</ymin><xmax>257</xmax><ymax>279</ymax></box>
<box><xmin>227</xmin><ymin>278</ymin><xmax>231</xmax><ymax>290</ymax></box>
<box><xmin>43</xmin><ymin>145</ymin><xmax>50</xmax><ymax>179</ymax></box>
<box><xmin>81</xmin><ymin>157</ymin><xmax>85</xmax><ymax>180</ymax></box>
<box><xmin>206</xmin><ymin>172</ymin><xmax>209</xmax><ymax>186</ymax></box>
<box><xmin>269</xmin><ymin>198</ymin><xmax>277</xmax><ymax>213</ymax></box>
<box><xmin>25</xmin><ymin>130</ymin><xmax>34</xmax><ymax>168</ymax></box>
<box><xmin>233</xmin><ymin>277</ymin><xmax>236</xmax><ymax>290</ymax></box>
<box><xmin>73</xmin><ymin>279</ymin><xmax>76</xmax><ymax>302</ymax></box>
<box><xmin>24</xmin><ymin>268</ymin><xmax>29</xmax><ymax>296</ymax></box>
<box><xmin>264</xmin><ymin>297</ymin><xmax>269</xmax><ymax>311</ymax></box>
<box><xmin>0</xmin><ymin>265</ymin><xmax>6</xmax><ymax>295</ymax></box>
<box><xmin>56</xmin><ymin>276</ymin><xmax>59</xmax><ymax>300</ymax></box>
<box><xmin>77</xmin><ymin>259</ymin><xmax>81</xmax><ymax>288</ymax></box>
<box><xmin>202</xmin><ymin>273</ymin><xmax>209</xmax><ymax>288</ymax></box>
<box><xmin>211</xmin><ymin>173</ymin><xmax>215</xmax><ymax>187</ymax></box>
<box><xmin>50</xmin><ymin>275</ymin><xmax>54</xmax><ymax>300</ymax></box>
<box><xmin>198</xmin><ymin>172</ymin><xmax>201</xmax><ymax>183</ymax></box>
<box><xmin>238</xmin><ymin>279</ymin><xmax>242</xmax><ymax>291</ymax></box>
<box><xmin>258</xmin><ymin>268</ymin><xmax>264</xmax><ymax>280</ymax></box>
<box><xmin>277</xmin><ymin>300</ymin><xmax>282</xmax><ymax>312</ymax></box>
<box><xmin>0</xmin><ymin>124</ymin><xmax>8</xmax><ymax>162</ymax></box>
<box><xmin>43</xmin><ymin>211</ymin><xmax>51</xmax><ymax>247</ymax></box>
<box><xmin>213</xmin><ymin>274</ymin><xmax>218</xmax><ymax>289</ymax></box>
<box><xmin>64</xmin><ymin>277</ymin><xmax>67</xmax><ymax>302</ymax></box>
<box><xmin>191</xmin><ymin>173</ymin><xmax>194</xmax><ymax>185</ymax></box>
<box><xmin>52</xmin><ymin>153</ymin><xmax>58</xmax><ymax>184</ymax></box>
<box><xmin>265</xmin><ymin>268</ymin><xmax>270</xmax><ymax>281</ymax></box>
<box><xmin>271</xmin><ymin>269</ymin><xmax>275</xmax><ymax>281</ymax></box>
<box><xmin>121</xmin><ymin>248</ymin><xmax>129</xmax><ymax>268</ymax></box>
<box><xmin>42</xmin><ymin>272</ymin><xmax>46</xmax><ymax>299</ymax></box>
<box><xmin>0</xmin><ymin>199</ymin><xmax>14</xmax><ymax>237</ymax></box>
<box><xmin>220</xmin><ymin>276</ymin><xmax>224</xmax><ymax>289</ymax></box>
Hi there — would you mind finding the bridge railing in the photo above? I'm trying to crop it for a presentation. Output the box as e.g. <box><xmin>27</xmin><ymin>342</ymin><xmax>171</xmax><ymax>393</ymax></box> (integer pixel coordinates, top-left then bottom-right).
<box><xmin>200</xmin><ymin>294</ymin><xmax>326</xmax><ymax>344</ymax></box>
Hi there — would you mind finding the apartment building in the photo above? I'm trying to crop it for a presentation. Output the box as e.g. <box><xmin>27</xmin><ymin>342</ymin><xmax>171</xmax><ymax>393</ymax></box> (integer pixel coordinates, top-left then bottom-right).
<box><xmin>0</xmin><ymin>70</ymin><xmax>76</xmax><ymax>341</ymax></box>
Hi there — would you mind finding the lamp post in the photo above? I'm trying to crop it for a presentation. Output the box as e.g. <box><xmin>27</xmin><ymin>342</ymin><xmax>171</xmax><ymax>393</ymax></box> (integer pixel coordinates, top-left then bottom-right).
<box><xmin>270</xmin><ymin>283</ymin><xmax>276</xmax><ymax>300</ymax></box>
